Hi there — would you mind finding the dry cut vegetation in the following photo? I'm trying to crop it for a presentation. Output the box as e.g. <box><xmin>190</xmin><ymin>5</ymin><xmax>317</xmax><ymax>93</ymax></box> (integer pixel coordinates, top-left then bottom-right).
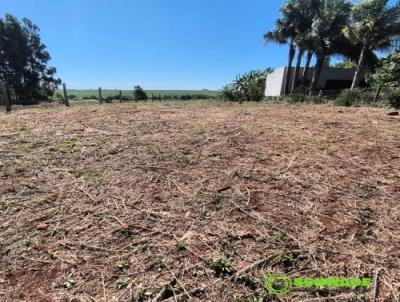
<box><xmin>0</xmin><ymin>102</ymin><xmax>399</xmax><ymax>302</ymax></box>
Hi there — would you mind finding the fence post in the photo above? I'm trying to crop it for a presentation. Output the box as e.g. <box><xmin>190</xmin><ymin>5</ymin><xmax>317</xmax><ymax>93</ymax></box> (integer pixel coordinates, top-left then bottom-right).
<box><xmin>0</xmin><ymin>81</ymin><xmax>11</xmax><ymax>112</ymax></box>
<box><xmin>119</xmin><ymin>90</ymin><xmax>122</xmax><ymax>103</ymax></box>
<box><xmin>373</xmin><ymin>85</ymin><xmax>381</xmax><ymax>103</ymax></box>
<box><xmin>98</xmin><ymin>87</ymin><xmax>103</xmax><ymax>104</ymax></box>
<box><xmin>62</xmin><ymin>83</ymin><xmax>70</xmax><ymax>107</ymax></box>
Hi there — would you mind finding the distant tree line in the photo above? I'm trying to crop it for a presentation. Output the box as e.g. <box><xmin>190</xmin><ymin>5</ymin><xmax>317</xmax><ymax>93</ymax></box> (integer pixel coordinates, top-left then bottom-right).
<box><xmin>0</xmin><ymin>14</ymin><xmax>60</xmax><ymax>105</ymax></box>
<box><xmin>70</xmin><ymin>86</ymin><xmax>218</xmax><ymax>102</ymax></box>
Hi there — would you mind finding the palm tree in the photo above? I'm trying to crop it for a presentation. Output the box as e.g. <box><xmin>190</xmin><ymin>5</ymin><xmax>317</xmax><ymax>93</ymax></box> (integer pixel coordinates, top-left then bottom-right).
<box><xmin>308</xmin><ymin>0</ymin><xmax>352</xmax><ymax>92</ymax></box>
<box><xmin>343</xmin><ymin>0</ymin><xmax>400</xmax><ymax>89</ymax></box>
<box><xmin>301</xmin><ymin>51</ymin><xmax>313</xmax><ymax>86</ymax></box>
<box><xmin>265</xmin><ymin>0</ymin><xmax>321</xmax><ymax>94</ymax></box>
<box><xmin>281</xmin><ymin>0</ymin><xmax>320</xmax><ymax>93</ymax></box>
<box><xmin>264</xmin><ymin>18</ymin><xmax>296</xmax><ymax>95</ymax></box>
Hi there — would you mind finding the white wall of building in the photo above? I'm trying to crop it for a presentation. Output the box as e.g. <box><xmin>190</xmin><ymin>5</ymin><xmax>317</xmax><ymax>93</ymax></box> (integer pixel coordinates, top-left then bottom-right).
<box><xmin>265</xmin><ymin>66</ymin><xmax>286</xmax><ymax>97</ymax></box>
<box><xmin>265</xmin><ymin>66</ymin><xmax>364</xmax><ymax>96</ymax></box>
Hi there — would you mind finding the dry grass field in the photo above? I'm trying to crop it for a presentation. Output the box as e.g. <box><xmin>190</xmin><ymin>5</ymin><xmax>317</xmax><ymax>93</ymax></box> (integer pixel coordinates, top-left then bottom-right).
<box><xmin>0</xmin><ymin>102</ymin><xmax>399</xmax><ymax>302</ymax></box>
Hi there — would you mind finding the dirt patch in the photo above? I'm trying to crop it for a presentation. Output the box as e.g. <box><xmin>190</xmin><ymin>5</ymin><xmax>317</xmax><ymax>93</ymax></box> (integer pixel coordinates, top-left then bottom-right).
<box><xmin>0</xmin><ymin>102</ymin><xmax>399</xmax><ymax>301</ymax></box>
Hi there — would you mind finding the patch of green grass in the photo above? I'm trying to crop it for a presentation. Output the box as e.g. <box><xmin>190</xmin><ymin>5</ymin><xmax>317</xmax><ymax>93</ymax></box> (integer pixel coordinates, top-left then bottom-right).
<box><xmin>18</xmin><ymin>125</ymin><xmax>31</xmax><ymax>133</ymax></box>
<box><xmin>116</xmin><ymin>277</ymin><xmax>130</xmax><ymax>290</ymax></box>
<box><xmin>138</xmin><ymin>283</ymin><xmax>152</xmax><ymax>299</ymax></box>
<box><xmin>116</xmin><ymin>260</ymin><xmax>128</xmax><ymax>271</ymax></box>
<box><xmin>253</xmin><ymin>150</ymin><xmax>268</xmax><ymax>162</ymax></box>
<box><xmin>248</xmin><ymin>295</ymin><xmax>263</xmax><ymax>302</ymax></box>
<box><xmin>154</xmin><ymin>259</ymin><xmax>166</xmax><ymax>272</ymax></box>
<box><xmin>0</xmin><ymin>160</ymin><xmax>14</xmax><ymax>170</ymax></box>
<box><xmin>309</xmin><ymin>138</ymin><xmax>331</xmax><ymax>150</ymax></box>
<box><xmin>62</xmin><ymin>274</ymin><xmax>75</xmax><ymax>289</ymax></box>
<box><xmin>52</xmin><ymin>138</ymin><xmax>78</xmax><ymax>154</ymax></box>
<box><xmin>391</xmin><ymin>172</ymin><xmax>400</xmax><ymax>179</ymax></box>
<box><xmin>74</xmin><ymin>168</ymin><xmax>104</xmax><ymax>185</ymax></box>
<box><xmin>211</xmin><ymin>258</ymin><xmax>234</xmax><ymax>277</ymax></box>
<box><xmin>326</xmin><ymin>148</ymin><xmax>337</xmax><ymax>156</ymax></box>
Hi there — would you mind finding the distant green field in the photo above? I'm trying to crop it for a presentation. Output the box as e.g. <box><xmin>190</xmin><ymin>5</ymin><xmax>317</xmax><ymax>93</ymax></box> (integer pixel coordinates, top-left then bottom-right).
<box><xmin>57</xmin><ymin>89</ymin><xmax>219</xmax><ymax>99</ymax></box>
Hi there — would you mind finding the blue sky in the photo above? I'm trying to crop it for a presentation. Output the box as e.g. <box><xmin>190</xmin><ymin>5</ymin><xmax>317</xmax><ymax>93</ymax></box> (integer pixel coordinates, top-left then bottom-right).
<box><xmin>0</xmin><ymin>0</ymin><xmax>342</xmax><ymax>90</ymax></box>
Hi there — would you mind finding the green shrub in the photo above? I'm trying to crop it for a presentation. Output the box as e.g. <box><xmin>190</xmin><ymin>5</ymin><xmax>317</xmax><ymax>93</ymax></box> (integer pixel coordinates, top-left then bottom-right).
<box><xmin>287</xmin><ymin>92</ymin><xmax>307</xmax><ymax>103</ymax></box>
<box><xmin>133</xmin><ymin>85</ymin><xmax>148</xmax><ymax>101</ymax></box>
<box><xmin>360</xmin><ymin>90</ymin><xmax>377</xmax><ymax>105</ymax></box>
<box><xmin>119</xmin><ymin>95</ymin><xmax>132</xmax><ymax>101</ymax></box>
<box><xmin>307</xmin><ymin>96</ymin><xmax>326</xmax><ymax>104</ymax></box>
<box><xmin>335</xmin><ymin>89</ymin><xmax>362</xmax><ymax>107</ymax></box>
<box><xmin>82</xmin><ymin>95</ymin><xmax>98</xmax><ymax>100</ymax></box>
<box><xmin>388</xmin><ymin>90</ymin><xmax>400</xmax><ymax>109</ymax></box>
<box><xmin>221</xmin><ymin>69</ymin><xmax>273</xmax><ymax>102</ymax></box>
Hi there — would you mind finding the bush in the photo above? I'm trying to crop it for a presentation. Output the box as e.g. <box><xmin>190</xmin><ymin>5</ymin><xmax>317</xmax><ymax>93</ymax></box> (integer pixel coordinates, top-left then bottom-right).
<box><xmin>119</xmin><ymin>95</ymin><xmax>132</xmax><ymax>101</ymax></box>
<box><xmin>104</xmin><ymin>96</ymin><xmax>116</xmax><ymax>103</ymax></box>
<box><xmin>335</xmin><ymin>89</ymin><xmax>391</xmax><ymax>107</ymax></box>
<box><xmin>82</xmin><ymin>95</ymin><xmax>98</xmax><ymax>100</ymax></box>
<box><xmin>221</xmin><ymin>69</ymin><xmax>273</xmax><ymax>102</ymax></box>
<box><xmin>388</xmin><ymin>90</ymin><xmax>400</xmax><ymax>109</ymax></box>
<box><xmin>307</xmin><ymin>96</ymin><xmax>325</xmax><ymax>104</ymax></box>
<box><xmin>133</xmin><ymin>85</ymin><xmax>148</xmax><ymax>101</ymax></box>
<box><xmin>287</xmin><ymin>92</ymin><xmax>307</xmax><ymax>103</ymax></box>
<box><xmin>335</xmin><ymin>89</ymin><xmax>363</xmax><ymax>107</ymax></box>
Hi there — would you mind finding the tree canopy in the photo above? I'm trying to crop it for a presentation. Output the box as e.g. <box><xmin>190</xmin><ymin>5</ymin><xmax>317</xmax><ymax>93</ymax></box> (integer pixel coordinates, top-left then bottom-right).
<box><xmin>370</xmin><ymin>50</ymin><xmax>400</xmax><ymax>87</ymax></box>
<box><xmin>133</xmin><ymin>85</ymin><xmax>148</xmax><ymax>101</ymax></box>
<box><xmin>0</xmin><ymin>13</ymin><xmax>60</xmax><ymax>104</ymax></box>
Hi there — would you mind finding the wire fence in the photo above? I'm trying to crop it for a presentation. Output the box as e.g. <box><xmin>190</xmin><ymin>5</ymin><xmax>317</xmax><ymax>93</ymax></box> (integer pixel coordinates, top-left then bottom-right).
<box><xmin>309</xmin><ymin>87</ymin><xmax>390</xmax><ymax>100</ymax></box>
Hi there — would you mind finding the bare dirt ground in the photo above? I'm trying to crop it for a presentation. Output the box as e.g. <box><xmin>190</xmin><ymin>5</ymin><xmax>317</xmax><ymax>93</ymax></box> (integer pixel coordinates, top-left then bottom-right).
<box><xmin>0</xmin><ymin>102</ymin><xmax>399</xmax><ymax>302</ymax></box>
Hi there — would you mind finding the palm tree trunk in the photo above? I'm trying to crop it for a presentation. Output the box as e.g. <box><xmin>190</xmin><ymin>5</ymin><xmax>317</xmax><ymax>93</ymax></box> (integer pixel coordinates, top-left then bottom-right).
<box><xmin>291</xmin><ymin>47</ymin><xmax>305</xmax><ymax>93</ymax></box>
<box><xmin>284</xmin><ymin>40</ymin><xmax>296</xmax><ymax>95</ymax></box>
<box><xmin>301</xmin><ymin>51</ymin><xmax>313</xmax><ymax>86</ymax></box>
<box><xmin>351</xmin><ymin>43</ymin><xmax>368</xmax><ymax>90</ymax></box>
<box><xmin>310</xmin><ymin>54</ymin><xmax>325</xmax><ymax>93</ymax></box>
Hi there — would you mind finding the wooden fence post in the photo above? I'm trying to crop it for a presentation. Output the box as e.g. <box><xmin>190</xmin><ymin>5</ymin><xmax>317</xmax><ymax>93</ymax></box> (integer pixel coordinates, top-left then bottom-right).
<box><xmin>62</xmin><ymin>83</ymin><xmax>70</xmax><ymax>107</ymax></box>
<box><xmin>119</xmin><ymin>90</ymin><xmax>122</xmax><ymax>103</ymax></box>
<box><xmin>0</xmin><ymin>81</ymin><xmax>11</xmax><ymax>112</ymax></box>
<box><xmin>98</xmin><ymin>87</ymin><xmax>103</xmax><ymax>104</ymax></box>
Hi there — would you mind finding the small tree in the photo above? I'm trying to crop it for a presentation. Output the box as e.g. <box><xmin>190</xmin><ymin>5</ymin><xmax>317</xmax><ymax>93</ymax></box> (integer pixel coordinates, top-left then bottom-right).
<box><xmin>369</xmin><ymin>51</ymin><xmax>400</xmax><ymax>108</ymax></box>
<box><xmin>370</xmin><ymin>51</ymin><xmax>400</xmax><ymax>88</ymax></box>
<box><xmin>133</xmin><ymin>85</ymin><xmax>148</xmax><ymax>101</ymax></box>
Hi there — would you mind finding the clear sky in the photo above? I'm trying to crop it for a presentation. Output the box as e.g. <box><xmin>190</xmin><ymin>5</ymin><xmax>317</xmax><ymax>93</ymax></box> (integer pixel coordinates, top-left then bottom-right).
<box><xmin>0</xmin><ymin>0</ymin><xmax>335</xmax><ymax>90</ymax></box>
